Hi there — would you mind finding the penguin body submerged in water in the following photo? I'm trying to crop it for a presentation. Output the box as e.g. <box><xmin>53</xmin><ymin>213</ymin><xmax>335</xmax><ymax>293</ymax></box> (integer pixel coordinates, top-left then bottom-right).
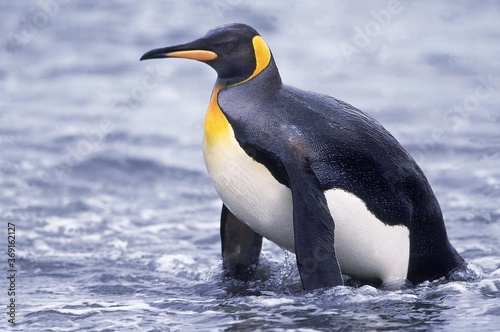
<box><xmin>141</xmin><ymin>23</ymin><xmax>465</xmax><ymax>290</ymax></box>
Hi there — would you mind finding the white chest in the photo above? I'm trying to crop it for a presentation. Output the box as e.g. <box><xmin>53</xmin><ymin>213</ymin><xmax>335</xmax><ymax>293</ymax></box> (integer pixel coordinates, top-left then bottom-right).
<box><xmin>202</xmin><ymin>101</ymin><xmax>410</xmax><ymax>284</ymax></box>
<box><xmin>203</xmin><ymin>131</ymin><xmax>295</xmax><ymax>251</ymax></box>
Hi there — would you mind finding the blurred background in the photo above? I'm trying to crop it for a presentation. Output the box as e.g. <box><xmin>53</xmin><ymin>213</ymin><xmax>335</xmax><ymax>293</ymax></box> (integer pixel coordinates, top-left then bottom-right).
<box><xmin>1</xmin><ymin>1</ymin><xmax>499</xmax><ymax>331</ymax></box>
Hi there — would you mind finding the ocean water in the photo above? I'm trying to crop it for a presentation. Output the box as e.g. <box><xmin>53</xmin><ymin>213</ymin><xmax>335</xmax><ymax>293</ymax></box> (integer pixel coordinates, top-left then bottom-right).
<box><xmin>1</xmin><ymin>1</ymin><xmax>500</xmax><ymax>331</ymax></box>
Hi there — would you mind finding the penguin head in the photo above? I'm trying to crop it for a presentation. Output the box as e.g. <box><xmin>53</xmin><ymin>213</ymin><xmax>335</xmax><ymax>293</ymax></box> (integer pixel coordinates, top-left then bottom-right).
<box><xmin>140</xmin><ymin>23</ymin><xmax>272</xmax><ymax>86</ymax></box>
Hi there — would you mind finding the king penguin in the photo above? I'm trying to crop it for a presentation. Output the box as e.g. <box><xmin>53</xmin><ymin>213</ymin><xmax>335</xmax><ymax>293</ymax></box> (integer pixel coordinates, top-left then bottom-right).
<box><xmin>140</xmin><ymin>23</ymin><xmax>465</xmax><ymax>290</ymax></box>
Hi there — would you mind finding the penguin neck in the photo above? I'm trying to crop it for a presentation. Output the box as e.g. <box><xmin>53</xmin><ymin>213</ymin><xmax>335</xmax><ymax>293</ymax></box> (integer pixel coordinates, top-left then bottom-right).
<box><xmin>204</xmin><ymin>58</ymin><xmax>282</xmax><ymax>147</ymax></box>
<box><xmin>216</xmin><ymin>57</ymin><xmax>282</xmax><ymax>92</ymax></box>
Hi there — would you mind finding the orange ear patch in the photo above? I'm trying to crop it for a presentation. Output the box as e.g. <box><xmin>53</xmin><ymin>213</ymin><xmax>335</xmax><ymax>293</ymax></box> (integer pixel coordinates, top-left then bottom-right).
<box><xmin>239</xmin><ymin>36</ymin><xmax>272</xmax><ymax>84</ymax></box>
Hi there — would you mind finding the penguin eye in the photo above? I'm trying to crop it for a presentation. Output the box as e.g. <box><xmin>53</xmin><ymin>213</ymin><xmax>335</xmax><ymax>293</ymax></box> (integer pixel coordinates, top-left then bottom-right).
<box><xmin>223</xmin><ymin>42</ymin><xmax>239</xmax><ymax>54</ymax></box>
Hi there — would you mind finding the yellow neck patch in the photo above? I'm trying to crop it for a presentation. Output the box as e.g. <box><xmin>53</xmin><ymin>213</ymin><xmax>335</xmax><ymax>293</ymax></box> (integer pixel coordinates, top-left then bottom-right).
<box><xmin>204</xmin><ymin>35</ymin><xmax>271</xmax><ymax>147</ymax></box>
<box><xmin>204</xmin><ymin>85</ymin><xmax>231</xmax><ymax>146</ymax></box>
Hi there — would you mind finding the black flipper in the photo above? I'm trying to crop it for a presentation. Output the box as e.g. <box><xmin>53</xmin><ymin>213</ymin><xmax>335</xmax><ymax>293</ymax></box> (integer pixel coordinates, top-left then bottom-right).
<box><xmin>284</xmin><ymin>157</ymin><xmax>344</xmax><ymax>290</ymax></box>
<box><xmin>220</xmin><ymin>204</ymin><xmax>263</xmax><ymax>281</ymax></box>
